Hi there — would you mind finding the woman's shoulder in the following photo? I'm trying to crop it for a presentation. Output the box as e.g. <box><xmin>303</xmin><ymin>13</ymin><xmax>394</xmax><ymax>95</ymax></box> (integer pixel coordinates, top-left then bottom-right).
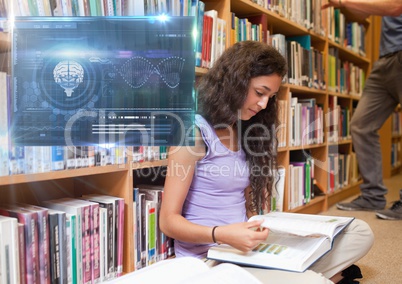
<box><xmin>168</xmin><ymin>123</ymin><xmax>206</xmax><ymax>162</ymax></box>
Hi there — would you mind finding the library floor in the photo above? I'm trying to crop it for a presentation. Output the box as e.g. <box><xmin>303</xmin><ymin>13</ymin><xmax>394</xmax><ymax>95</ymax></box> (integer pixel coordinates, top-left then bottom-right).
<box><xmin>324</xmin><ymin>173</ymin><xmax>402</xmax><ymax>284</ymax></box>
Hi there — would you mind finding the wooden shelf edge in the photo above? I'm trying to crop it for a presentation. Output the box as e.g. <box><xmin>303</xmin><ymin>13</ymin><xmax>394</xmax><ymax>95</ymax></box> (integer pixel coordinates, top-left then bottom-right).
<box><xmin>290</xmin><ymin>195</ymin><xmax>326</xmax><ymax>214</ymax></box>
<box><xmin>195</xmin><ymin>66</ymin><xmax>208</xmax><ymax>76</ymax></box>
<box><xmin>0</xmin><ymin>164</ymin><xmax>130</xmax><ymax>186</ymax></box>
<box><xmin>327</xmin><ymin>181</ymin><xmax>362</xmax><ymax>207</ymax></box>
<box><xmin>131</xmin><ymin>159</ymin><xmax>168</xmax><ymax>170</ymax></box>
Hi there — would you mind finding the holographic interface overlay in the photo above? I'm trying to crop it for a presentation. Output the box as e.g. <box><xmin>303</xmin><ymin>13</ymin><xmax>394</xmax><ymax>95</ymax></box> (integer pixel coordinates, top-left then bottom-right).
<box><xmin>11</xmin><ymin>16</ymin><xmax>196</xmax><ymax>146</ymax></box>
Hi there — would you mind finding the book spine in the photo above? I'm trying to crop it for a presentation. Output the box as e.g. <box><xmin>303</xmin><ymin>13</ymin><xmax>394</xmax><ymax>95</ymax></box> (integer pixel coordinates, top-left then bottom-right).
<box><xmin>82</xmin><ymin>205</ymin><xmax>92</xmax><ymax>284</ymax></box>
<box><xmin>28</xmin><ymin>212</ymin><xmax>40</xmax><ymax>284</ymax></box>
<box><xmin>65</xmin><ymin>215</ymin><xmax>72</xmax><ymax>284</ymax></box>
<box><xmin>0</xmin><ymin>218</ymin><xmax>20</xmax><ymax>284</ymax></box>
<box><xmin>17</xmin><ymin>223</ymin><xmax>26</xmax><ymax>284</ymax></box>
<box><xmin>98</xmin><ymin>208</ymin><xmax>107</xmax><ymax>281</ymax></box>
<box><xmin>11</xmin><ymin>218</ymin><xmax>20</xmax><ymax>284</ymax></box>
<box><xmin>105</xmin><ymin>203</ymin><xmax>114</xmax><ymax>277</ymax></box>
<box><xmin>37</xmin><ymin>210</ymin><xmax>51</xmax><ymax>284</ymax></box>
<box><xmin>59</xmin><ymin>212</ymin><xmax>68</xmax><ymax>284</ymax></box>
<box><xmin>75</xmin><ymin>208</ymin><xmax>83</xmax><ymax>284</ymax></box>
<box><xmin>0</xmin><ymin>220</ymin><xmax>6</xmax><ymax>284</ymax></box>
<box><xmin>116</xmin><ymin>199</ymin><xmax>124</xmax><ymax>276</ymax></box>
<box><xmin>195</xmin><ymin>1</ymin><xmax>205</xmax><ymax>67</ymax></box>
<box><xmin>91</xmin><ymin>204</ymin><xmax>101</xmax><ymax>283</ymax></box>
<box><xmin>48</xmin><ymin>213</ymin><xmax>61</xmax><ymax>283</ymax></box>
<box><xmin>51</xmin><ymin>146</ymin><xmax>65</xmax><ymax>171</ymax></box>
<box><xmin>146</xmin><ymin>202</ymin><xmax>156</xmax><ymax>266</ymax></box>
<box><xmin>70</xmin><ymin>215</ymin><xmax>77</xmax><ymax>284</ymax></box>
<box><xmin>139</xmin><ymin>193</ymin><xmax>146</xmax><ymax>268</ymax></box>
<box><xmin>133</xmin><ymin>188</ymin><xmax>141</xmax><ymax>269</ymax></box>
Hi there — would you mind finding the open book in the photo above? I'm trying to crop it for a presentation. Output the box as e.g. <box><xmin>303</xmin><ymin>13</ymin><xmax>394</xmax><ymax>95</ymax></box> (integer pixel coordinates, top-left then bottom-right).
<box><xmin>207</xmin><ymin>212</ymin><xmax>354</xmax><ymax>273</ymax></box>
<box><xmin>106</xmin><ymin>256</ymin><xmax>262</xmax><ymax>284</ymax></box>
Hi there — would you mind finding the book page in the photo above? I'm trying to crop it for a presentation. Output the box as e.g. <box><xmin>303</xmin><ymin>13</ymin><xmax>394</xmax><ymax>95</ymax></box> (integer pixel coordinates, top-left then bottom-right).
<box><xmin>106</xmin><ymin>257</ymin><xmax>209</xmax><ymax>283</ymax></box>
<box><xmin>208</xmin><ymin>231</ymin><xmax>330</xmax><ymax>272</ymax></box>
<box><xmin>179</xmin><ymin>263</ymin><xmax>262</xmax><ymax>284</ymax></box>
<box><xmin>106</xmin><ymin>257</ymin><xmax>262</xmax><ymax>283</ymax></box>
<box><xmin>249</xmin><ymin>212</ymin><xmax>354</xmax><ymax>239</ymax></box>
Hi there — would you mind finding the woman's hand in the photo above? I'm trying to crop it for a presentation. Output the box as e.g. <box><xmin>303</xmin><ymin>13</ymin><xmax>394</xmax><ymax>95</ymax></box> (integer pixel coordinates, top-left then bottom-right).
<box><xmin>213</xmin><ymin>220</ymin><xmax>269</xmax><ymax>252</ymax></box>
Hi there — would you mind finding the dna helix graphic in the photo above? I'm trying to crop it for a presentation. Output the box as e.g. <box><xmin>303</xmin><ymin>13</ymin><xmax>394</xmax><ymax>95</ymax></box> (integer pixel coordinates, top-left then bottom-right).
<box><xmin>91</xmin><ymin>55</ymin><xmax>186</xmax><ymax>89</ymax></box>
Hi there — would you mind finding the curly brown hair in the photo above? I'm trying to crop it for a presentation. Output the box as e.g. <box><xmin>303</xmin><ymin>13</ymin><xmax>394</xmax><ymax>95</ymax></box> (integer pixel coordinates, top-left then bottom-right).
<box><xmin>197</xmin><ymin>41</ymin><xmax>287</xmax><ymax>213</ymax></box>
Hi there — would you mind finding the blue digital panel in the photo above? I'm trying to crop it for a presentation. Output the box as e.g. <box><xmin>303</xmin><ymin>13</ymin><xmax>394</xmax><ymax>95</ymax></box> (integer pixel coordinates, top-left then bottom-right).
<box><xmin>11</xmin><ymin>16</ymin><xmax>196</xmax><ymax>146</ymax></box>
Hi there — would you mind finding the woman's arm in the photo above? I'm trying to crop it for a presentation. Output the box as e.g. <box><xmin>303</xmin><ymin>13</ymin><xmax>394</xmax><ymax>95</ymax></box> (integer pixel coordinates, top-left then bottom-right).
<box><xmin>159</xmin><ymin>129</ymin><xmax>269</xmax><ymax>252</ymax></box>
<box><xmin>322</xmin><ymin>0</ymin><xmax>402</xmax><ymax>19</ymax></box>
<box><xmin>159</xmin><ymin>128</ymin><xmax>216</xmax><ymax>244</ymax></box>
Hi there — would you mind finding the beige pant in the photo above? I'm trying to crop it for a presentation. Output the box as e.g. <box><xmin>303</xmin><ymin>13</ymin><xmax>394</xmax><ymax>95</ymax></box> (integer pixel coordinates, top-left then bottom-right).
<box><xmin>243</xmin><ymin>219</ymin><xmax>374</xmax><ymax>284</ymax></box>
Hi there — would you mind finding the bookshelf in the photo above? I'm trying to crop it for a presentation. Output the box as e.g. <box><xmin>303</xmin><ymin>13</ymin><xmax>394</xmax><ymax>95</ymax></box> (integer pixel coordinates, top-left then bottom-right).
<box><xmin>0</xmin><ymin>0</ymin><xmax>377</xmax><ymax>278</ymax></box>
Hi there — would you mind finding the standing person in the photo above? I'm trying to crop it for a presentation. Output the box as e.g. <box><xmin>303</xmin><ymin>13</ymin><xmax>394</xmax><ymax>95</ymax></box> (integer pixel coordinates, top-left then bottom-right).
<box><xmin>160</xmin><ymin>40</ymin><xmax>374</xmax><ymax>283</ymax></box>
<box><xmin>322</xmin><ymin>0</ymin><xmax>402</xmax><ymax>220</ymax></box>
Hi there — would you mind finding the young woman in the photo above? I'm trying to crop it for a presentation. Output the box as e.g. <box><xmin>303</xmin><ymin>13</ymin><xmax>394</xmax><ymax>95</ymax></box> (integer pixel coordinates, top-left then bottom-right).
<box><xmin>160</xmin><ymin>41</ymin><xmax>373</xmax><ymax>283</ymax></box>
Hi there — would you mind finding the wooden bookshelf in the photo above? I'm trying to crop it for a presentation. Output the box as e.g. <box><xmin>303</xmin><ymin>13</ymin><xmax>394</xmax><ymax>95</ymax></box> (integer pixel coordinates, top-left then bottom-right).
<box><xmin>0</xmin><ymin>0</ymin><xmax>377</xmax><ymax>278</ymax></box>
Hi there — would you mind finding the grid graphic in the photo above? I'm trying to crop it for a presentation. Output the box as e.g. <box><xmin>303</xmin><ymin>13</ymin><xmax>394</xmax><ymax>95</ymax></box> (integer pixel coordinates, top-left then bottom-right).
<box><xmin>11</xmin><ymin>16</ymin><xmax>196</xmax><ymax>146</ymax></box>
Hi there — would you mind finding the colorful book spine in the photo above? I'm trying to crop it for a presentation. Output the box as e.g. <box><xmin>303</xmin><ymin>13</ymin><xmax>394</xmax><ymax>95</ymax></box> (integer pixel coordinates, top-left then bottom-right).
<box><xmin>0</xmin><ymin>216</ymin><xmax>20</xmax><ymax>284</ymax></box>
<box><xmin>116</xmin><ymin>198</ymin><xmax>124</xmax><ymax>276</ymax></box>
<box><xmin>90</xmin><ymin>203</ymin><xmax>101</xmax><ymax>283</ymax></box>
<box><xmin>51</xmin><ymin>146</ymin><xmax>65</xmax><ymax>171</ymax></box>
<box><xmin>22</xmin><ymin>205</ymin><xmax>51</xmax><ymax>284</ymax></box>
<box><xmin>0</xmin><ymin>206</ymin><xmax>40</xmax><ymax>284</ymax></box>
<box><xmin>133</xmin><ymin>188</ymin><xmax>141</xmax><ymax>269</ymax></box>
<box><xmin>195</xmin><ymin>1</ymin><xmax>205</xmax><ymax>67</ymax></box>
<box><xmin>18</xmin><ymin>223</ymin><xmax>26</xmax><ymax>284</ymax></box>
<box><xmin>41</xmin><ymin>200</ymin><xmax>84</xmax><ymax>284</ymax></box>
<box><xmin>98</xmin><ymin>207</ymin><xmax>107</xmax><ymax>281</ymax></box>
<box><xmin>82</xmin><ymin>205</ymin><xmax>92</xmax><ymax>283</ymax></box>
<box><xmin>146</xmin><ymin>201</ymin><xmax>156</xmax><ymax>266</ymax></box>
<box><xmin>66</xmin><ymin>213</ymin><xmax>78</xmax><ymax>284</ymax></box>
<box><xmin>80</xmin><ymin>195</ymin><xmax>115</xmax><ymax>279</ymax></box>
<box><xmin>48</xmin><ymin>210</ymin><xmax>62</xmax><ymax>283</ymax></box>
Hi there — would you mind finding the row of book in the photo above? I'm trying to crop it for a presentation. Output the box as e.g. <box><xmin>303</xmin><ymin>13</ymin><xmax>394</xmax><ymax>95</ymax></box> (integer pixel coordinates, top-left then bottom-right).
<box><xmin>269</xmin><ymin>150</ymin><xmax>318</xmax><ymax>212</ymax></box>
<box><xmin>328</xmin><ymin>7</ymin><xmax>367</xmax><ymax>56</ymax></box>
<box><xmin>328</xmin><ymin>47</ymin><xmax>366</xmax><ymax>96</ymax></box>
<box><xmin>288</xmin><ymin>96</ymin><xmax>324</xmax><ymax>148</ymax></box>
<box><xmin>282</xmin><ymin>150</ymin><xmax>359</xmax><ymax>210</ymax></box>
<box><xmin>0</xmin><ymin>143</ymin><xmax>168</xmax><ymax>177</ymax></box>
<box><xmin>328</xmin><ymin>151</ymin><xmax>359</xmax><ymax>193</ymax></box>
<box><xmin>0</xmin><ymin>0</ymin><xmax>226</xmax><ymax>69</ymax></box>
<box><xmin>272</xmin><ymin>93</ymin><xmax>354</xmax><ymax>149</ymax></box>
<box><xmin>250</xmin><ymin>0</ymin><xmax>326</xmax><ymax>37</ymax></box>
<box><xmin>133</xmin><ymin>185</ymin><xmax>174</xmax><ymax>271</ymax></box>
<box><xmin>0</xmin><ymin>69</ymin><xmax>168</xmax><ymax>177</ymax></box>
<box><xmin>198</xmin><ymin>8</ymin><xmax>227</xmax><ymax>69</ymax></box>
<box><xmin>0</xmin><ymin>194</ymin><xmax>124</xmax><ymax>284</ymax></box>
<box><xmin>391</xmin><ymin>110</ymin><xmax>402</xmax><ymax>136</ymax></box>
<box><xmin>0</xmin><ymin>0</ymin><xmax>194</xmax><ymax>17</ymax></box>
<box><xmin>286</xmin><ymin>35</ymin><xmax>326</xmax><ymax>90</ymax></box>
<box><xmin>327</xmin><ymin>96</ymin><xmax>352</xmax><ymax>143</ymax></box>
<box><xmin>251</xmin><ymin>0</ymin><xmax>367</xmax><ymax>56</ymax></box>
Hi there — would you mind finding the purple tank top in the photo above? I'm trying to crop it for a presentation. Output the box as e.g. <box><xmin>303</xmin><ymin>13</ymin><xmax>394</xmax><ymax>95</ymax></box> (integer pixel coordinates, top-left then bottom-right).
<box><xmin>174</xmin><ymin>114</ymin><xmax>249</xmax><ymax>258</ymax></box>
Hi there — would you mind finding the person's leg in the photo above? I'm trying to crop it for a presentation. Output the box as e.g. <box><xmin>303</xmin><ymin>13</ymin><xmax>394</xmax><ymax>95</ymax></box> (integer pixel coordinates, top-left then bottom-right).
<box><xmin>308</xmin><ymin>219</ymin><xmax>374</xmax><ymax>279</ymax></box>
<box><xmin>376</xmin><ymin>189</ymin><xmax>402</xmax><ymax>220</ymax></box>
<box><xmin>338</xmin><ymin>56</ymin><xmax>401</xmax><ymax>210</ymax></box>
<box><xmin>375</xmin><ymin>51</ymin><xmax>402</xmax><ymax>219</ymax></box>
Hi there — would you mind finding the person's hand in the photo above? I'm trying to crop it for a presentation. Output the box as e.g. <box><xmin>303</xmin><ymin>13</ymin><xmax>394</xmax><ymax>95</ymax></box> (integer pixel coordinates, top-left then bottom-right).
<box><xmin>322</xmin><ymin>0</ymin><xmax>342</xmax><ymax>10</ymax></box>
<box><xmin>214</xmin><ymin>220</ymin><xmax>269</xmax><ymax>252</ymax></box>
